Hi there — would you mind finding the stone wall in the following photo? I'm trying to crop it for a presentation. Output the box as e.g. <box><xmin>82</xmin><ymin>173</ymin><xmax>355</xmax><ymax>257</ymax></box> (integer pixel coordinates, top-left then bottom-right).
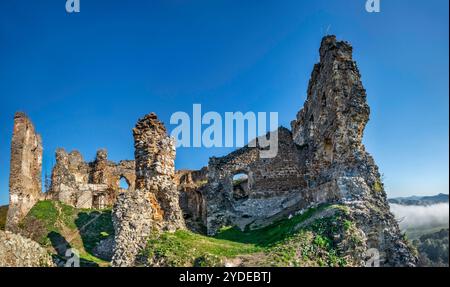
<box><xmin>175</xmin><ymin>168</ymin><xmax>208</xmax><ymax>232</ymax></box>
<box><xmin>133</xmin><ymin>113</ymin><xmax>185</xmax><ymax>231</ymax></box>
<box><xmin>112</xmin><ymin>113</ymin><xmax>185</xmax><ymax>267</ymax></box>
<box><xmin>206</xmin><ymin>127</ymin><xmax>314</xmax><ymax>234</ymax></box>
<box><xmin>6</xmin><ymin>112</ymin><xmax>43</xmax><ymax>232</ymax></box>
<box><xmin>48</xmin><ymin>149</ymin><xmax>135</xmax><ymax>209</ymax></box>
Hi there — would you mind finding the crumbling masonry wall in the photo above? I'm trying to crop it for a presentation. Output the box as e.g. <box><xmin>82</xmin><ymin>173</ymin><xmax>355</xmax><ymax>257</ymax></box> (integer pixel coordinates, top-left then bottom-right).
<box><xmin>175</xmin><ymin>168</ymin><xmax>208</xmax><ymax>232</ymax></box>
<box><xmin>112</xmin><ymin>113</ymin><xmax>185</xmax><ymax>267</ymax></box>
<box><xmin>48</xmin><ymin>149</ymin><xmax>135</xmax><ymax>209</ymax></box>
<box><xmin>206</xmin><ymin>127</ymin><xmax>319</xmax><ymax>234</ymax></box>
<box><xmin>133</xmin><ymin>113</ymin><xmax>185</xmax><ymax>231</ymax></box>
<box><xmin>6</xmin><ymin>112</ymin><xmax>43</xmax><ymax>232</ymax></box>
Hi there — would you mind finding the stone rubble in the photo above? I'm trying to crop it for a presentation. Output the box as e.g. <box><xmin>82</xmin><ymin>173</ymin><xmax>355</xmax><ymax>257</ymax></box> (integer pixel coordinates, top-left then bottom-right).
<box><xmin>0</xmin><ymin>230</ymin><xmax>54</xmax><ymax>267</ymax></box>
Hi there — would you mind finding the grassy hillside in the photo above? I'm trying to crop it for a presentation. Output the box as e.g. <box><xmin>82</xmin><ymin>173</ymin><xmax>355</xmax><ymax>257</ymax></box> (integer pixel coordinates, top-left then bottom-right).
<box><xmin>141</xmin><ymin>204</ymin><xmax>364</xmax><ymax>267</ymax></box>
<box><xmin>0</xmin><ymin>205</ymin><xmax>8</xmax><ymax>230</ymax></box>
<box><xmin>18</xmin><ymin>201</ymin><xmax>371</xmax><ymax>267</ymax></box>
<box><xmin>18</xmin><ymin>200</ymin><xmax>113</xmax><ymax>267</ymax></box>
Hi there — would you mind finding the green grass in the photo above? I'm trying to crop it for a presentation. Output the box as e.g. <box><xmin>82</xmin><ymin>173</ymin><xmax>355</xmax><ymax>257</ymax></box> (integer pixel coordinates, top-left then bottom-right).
<box><xmin>144</xmin><ymin>229</ymin><xmax>262</xmax><ymax>267</ymax></box>
<box><xmin>0</xmin><ymin>205</ymin><xmax>8</xmax><ymax>230</ymax></box>
<box><xmin>262</xmin><ymin>208</ymin><xmax>358</xmax><ymax>267</ymax></box>
<box><xmin>215</xmin><ymin>205</ymin><xmax>330</xmax><ymax>247</ymax></box>
<box><xmin>19</xmin><ymin>200</ymin><xmax>113</xmax><ymax>266</ymax></box>
<box><xmin>20</xmin><ymin>200</ymin><xmax>360</xmax><ymax>267</ymax></box>
<box><xmin>142</xmin><ymin>204</ymin><xmax>354</xmax><ymax>267</ymax></box>
<box><xmin>75</xmin><ymin>210</ymin><xmax>114</xmax><ymax>255</ymax></box>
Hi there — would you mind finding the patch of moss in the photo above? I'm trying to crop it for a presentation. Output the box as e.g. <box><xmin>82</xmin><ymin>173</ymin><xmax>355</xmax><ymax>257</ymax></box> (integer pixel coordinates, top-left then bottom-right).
<box><xmin>343</xmin><ymin>220</ymin><xmax>353</xmax><ymax>231</ymax></box>
<box><xmin>196</xmin><ymin>179</ymin><xmax>208</xmax><ymax>187</ymax></box>
<box><xmin>0</xmin><ymin>205</ymin><xmax>8</xmax><ymax>230</ymax></box>
<box><xmin>373</xmin><ymin>180</ymin><xmax>383</xmax><ymax>192</ymax></box>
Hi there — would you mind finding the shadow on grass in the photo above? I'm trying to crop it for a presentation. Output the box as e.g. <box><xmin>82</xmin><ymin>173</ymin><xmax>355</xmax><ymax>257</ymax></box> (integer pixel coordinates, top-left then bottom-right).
<box><xmin>75</xmin><ymin>210</ymin><xmax>114</xmax><ymax>261</ymax></box>
<box><xmin>214</xmin><ymin>205</ymin><xmax>328</xmax><ymax>247</ymax></box>
<box><xmin>48</xmin><ymin>231</ymin><xmax>99</xmax><ymax>267</ymax></box>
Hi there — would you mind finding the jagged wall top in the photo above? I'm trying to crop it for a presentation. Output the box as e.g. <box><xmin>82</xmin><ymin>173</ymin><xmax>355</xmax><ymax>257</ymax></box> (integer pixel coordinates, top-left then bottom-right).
<box><xmin>291</xmin><ymin>35</ymin><xmax>370</xmax><ymax>166</ymax></box>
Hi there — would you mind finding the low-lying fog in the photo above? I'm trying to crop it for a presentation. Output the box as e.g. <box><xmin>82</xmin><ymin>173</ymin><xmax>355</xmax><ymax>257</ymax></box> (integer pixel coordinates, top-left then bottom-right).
<box><xmin>390</xmin><ymin>203</ymin><xmax>449</xmax><ymax>230</ymax></box>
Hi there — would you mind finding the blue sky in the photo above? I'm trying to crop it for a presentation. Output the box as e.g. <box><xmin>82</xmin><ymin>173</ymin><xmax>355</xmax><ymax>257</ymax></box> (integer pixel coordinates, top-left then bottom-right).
<box><xmin>0</xmin><ymin>0</ymin><xmax>448</xmax><ymax>205</ymax></box>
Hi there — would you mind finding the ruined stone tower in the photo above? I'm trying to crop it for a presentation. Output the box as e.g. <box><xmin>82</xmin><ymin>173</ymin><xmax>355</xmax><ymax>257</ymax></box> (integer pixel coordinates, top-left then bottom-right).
<box><xmin>6</xmin><ymin>112</ymin><xmax>43</xmax><ymax>232</ymax></box>
<box><xmin>111</xmin><ymin>113</ymin><xmax>185</xmax><ymax>267</ymax></box>
<box><xmin>290</xmin><ymin>36</ymin><xmax>416</xmax><ymax>266</ymax></box>
<box><xmin>133</xmin><ymin>113</ymin><xmax>185</xmax><ymax>231</ymax></box>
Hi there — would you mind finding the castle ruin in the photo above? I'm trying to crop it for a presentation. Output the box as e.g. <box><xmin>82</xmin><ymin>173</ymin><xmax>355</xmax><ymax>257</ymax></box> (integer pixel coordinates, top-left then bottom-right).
<box><xmin>4</xmin><ymin>36</ymin><xmax>417</xmax><ymax>267</ymax></box>
<box><xmin>48</xmin><ymin>149</ymin><xmax>135</xmax><ymax>209</ymax></box>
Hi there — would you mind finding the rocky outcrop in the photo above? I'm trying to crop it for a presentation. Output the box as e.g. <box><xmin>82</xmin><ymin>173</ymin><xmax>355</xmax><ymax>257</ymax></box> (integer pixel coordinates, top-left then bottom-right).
<box><xmin>6</xmin><ymin>112</ymin><xmax>43</xmax><ymax>232</ymax></box>
<box><xmin>0</xmin><ymin>230</ymin><xmax>54</xmax><ymax>267</ymax></box>
<box><xmin>112</xmin><ymin>113</ymin><xmax>185</xmax><ymax>267</ymax></box>
<box><xmin>289</xmin><ymin>35</ymin><xmax>416</xmax><ymax>266</ymax></box>
<box><xmin>205</xmin><ymin>35</ymin><xmax>417</xmax><ymax>266</ymax></box>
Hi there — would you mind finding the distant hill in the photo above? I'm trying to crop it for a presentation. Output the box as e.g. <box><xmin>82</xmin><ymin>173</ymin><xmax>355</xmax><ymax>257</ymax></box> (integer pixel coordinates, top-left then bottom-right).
<box><xmin>389</xmin><ymin>193</ymin><xmax>449</xmax><ymax>206</ymax></box>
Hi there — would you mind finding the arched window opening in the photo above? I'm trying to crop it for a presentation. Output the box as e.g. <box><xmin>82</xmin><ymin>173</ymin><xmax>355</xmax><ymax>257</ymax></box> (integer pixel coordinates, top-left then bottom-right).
<box><xmin>232</xmin><ymin>172</ymin><xmax>249</xmax><ymax>200</ymax></box>
<box><xmin>119</xmin><ymin>176</ymin><xmax>130</xmax><ymax>192</ymax></box>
